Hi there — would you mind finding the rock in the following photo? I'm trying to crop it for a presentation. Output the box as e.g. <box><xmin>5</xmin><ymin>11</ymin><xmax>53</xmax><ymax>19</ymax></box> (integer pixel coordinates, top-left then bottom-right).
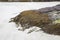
<box><xmin>38</xmin><ymin>4</ymin><xmax>60</xmax><ymax>13</ymax></box>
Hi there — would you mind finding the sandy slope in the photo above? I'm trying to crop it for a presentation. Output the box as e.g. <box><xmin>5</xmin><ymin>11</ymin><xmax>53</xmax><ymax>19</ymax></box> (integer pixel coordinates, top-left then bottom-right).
<box><xmin>0</xmin><ymin>2</ymin><xmax>60</xmax><ymax>40</ymax></box>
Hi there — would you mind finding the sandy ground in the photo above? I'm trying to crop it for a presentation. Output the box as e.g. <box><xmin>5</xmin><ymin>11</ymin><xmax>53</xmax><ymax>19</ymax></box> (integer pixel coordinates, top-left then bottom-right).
<box><xmin>0</xmin><ymin>2</ymin><xmax>60</xmax><ymax>40</ymax></box>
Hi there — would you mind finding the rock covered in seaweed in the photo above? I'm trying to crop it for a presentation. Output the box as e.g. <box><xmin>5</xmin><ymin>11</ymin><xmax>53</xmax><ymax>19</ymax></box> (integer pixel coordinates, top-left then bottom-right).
<box><xmin>9</xmin><ymin>4</ymin><xmax>60</xmax><ymax>35</ymax></box>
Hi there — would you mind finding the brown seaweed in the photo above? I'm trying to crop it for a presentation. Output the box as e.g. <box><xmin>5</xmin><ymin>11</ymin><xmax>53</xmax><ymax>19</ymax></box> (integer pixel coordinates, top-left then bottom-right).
<box><xmin>41</xmin><ymin>23</ymin><xmax>60</xmax><ymax>35</ymax></box>
<box><xmin>9</xmin><ymin>10</ymin><xmax>52</xmax><ymax>31</ymax></box>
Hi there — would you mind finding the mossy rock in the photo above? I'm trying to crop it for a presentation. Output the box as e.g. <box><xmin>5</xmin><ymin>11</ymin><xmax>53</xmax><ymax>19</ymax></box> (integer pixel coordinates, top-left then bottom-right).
<box><xmin>54</xmin><ymin>19</ymin><xmax>60</xmax><ymax>24</ymax></box>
